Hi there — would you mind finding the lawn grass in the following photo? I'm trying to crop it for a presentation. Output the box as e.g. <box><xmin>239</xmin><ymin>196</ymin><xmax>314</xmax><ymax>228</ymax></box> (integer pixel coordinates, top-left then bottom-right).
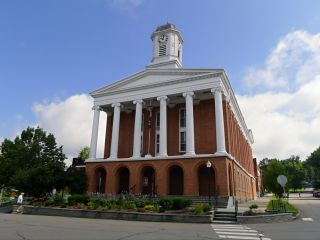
<box><xmin>266</xmin><ymin>199</ymin><xmax>299</xmax><ymax>215</ymax></box>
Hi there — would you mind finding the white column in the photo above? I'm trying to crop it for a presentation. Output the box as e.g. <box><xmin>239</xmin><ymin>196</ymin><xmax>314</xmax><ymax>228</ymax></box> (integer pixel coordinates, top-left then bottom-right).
<box><xmin>157</xmin><ymin>96</ymin><xmax>168</xmax><ymax>157</ymax></box>
<box><xmin>89</xmin><ymin>106</ymin><xmax>101</xmax><ymax>160</ymax></box>
<box><xmin>183</xmin><ymin>92</ymin><xmax>195</xmax><ymax>155</ymax></box>
<box><xmin>212</xmin><ymin>88</ymin><xmax>227</xmax><ymax>155</ymax></box>
<box><xmin>132</xmin><ymin>99</ymin><xmax>143</xmax><ymax>158</ymax></box>
<box><xmin>109</xmin><ymin>103</ymin><xmax>121</xmax><ymax>159</ymax></box>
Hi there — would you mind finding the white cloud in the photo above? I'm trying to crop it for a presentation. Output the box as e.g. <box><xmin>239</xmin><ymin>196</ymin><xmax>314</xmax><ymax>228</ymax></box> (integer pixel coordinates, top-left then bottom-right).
<box><xmin>240</xmin><ymin>30</ymin><xmax>320</xmax><ymax>160</ymax></box>
<box><xmin>244</xmin><ymin>31</ymin><xmax>320</xmax><ymax>91</ymax></box>
<box><xmin>33</xmin><ymin>94</ymin><xmax>107</xmax><ymax>165</ymax></box>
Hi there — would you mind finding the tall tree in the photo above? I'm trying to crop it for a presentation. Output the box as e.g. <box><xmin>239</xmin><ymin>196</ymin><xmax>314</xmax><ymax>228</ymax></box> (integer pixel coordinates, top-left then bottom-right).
<box><xmin>261</xmin><ymin>159</ymin><xmax>286</xmax><ymax>197</ymax></box>
<box><xmin>305</xmin><ymin>146</ymin><xmax>320</xmax><ymax>188</ymax></box>
<box><xmin>78</xmin><ymin>146</ymin><xmax>90</xmax><ymax>160</ymax></box>
<box><xmin>0</xmin><ymin>127</ymin><xmax>66</xmax><ymax>197</ymax></box>
<box><xmin>282</xmin><ymin>156</ymin><xmax>305</xmax><ymax>191</ymax></box>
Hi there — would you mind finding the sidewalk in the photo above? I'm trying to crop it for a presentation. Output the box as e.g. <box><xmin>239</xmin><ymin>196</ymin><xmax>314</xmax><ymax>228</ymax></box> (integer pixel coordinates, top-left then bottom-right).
<box><xmin>238</xmin><ymin>196</ymin><xmax>272</xmax><ymax>210</ymax></box>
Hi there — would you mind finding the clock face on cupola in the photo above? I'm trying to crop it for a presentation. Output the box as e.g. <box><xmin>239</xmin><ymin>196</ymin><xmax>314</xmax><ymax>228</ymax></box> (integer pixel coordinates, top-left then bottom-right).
<box><xmin>148</xmin><ymin>23</ymin><xmax>184</xmax><ymax>69</ymax></box>
<box><xmin>158</xmin><ymin>34</ymin><xmax>168</xmax><ymax>43</ymax></box>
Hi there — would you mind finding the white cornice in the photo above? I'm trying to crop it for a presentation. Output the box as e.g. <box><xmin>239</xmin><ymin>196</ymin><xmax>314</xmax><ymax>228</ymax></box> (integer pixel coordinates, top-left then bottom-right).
<box><xmin>219</xmin><ymin>71</ymin><xmax>254</xmax><ymax>145</ymax></box>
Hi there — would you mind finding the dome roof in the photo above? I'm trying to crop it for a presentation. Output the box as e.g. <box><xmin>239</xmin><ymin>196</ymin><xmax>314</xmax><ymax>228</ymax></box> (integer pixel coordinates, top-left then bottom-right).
<box><xmin>155</xmin><ymin>23</ymin><xmax>177</xmax><ymax>32</ymax></box>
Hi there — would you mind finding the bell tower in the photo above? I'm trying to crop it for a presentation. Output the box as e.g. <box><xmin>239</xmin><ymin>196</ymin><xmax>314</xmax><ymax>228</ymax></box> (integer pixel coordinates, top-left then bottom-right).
<box><xmin>147</xmin><ymin>23</ymin><xmax>183</xmax><ymax>69</ymax></box>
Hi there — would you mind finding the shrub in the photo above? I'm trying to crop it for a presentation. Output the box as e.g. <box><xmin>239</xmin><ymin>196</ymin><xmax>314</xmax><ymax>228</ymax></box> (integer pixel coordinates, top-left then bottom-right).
<box><xmin>193</xmin><ymin>206</ymin><xmax>204</xmax><ymax>215</ymax></box>
<box><xmin>201</xmin><ymin>204</ymin><xmax>211</xmax><ymax>212</ymax></box>
<box><xmin>116</xmin><ymin>195</ymin><xmax>125</xmax><ymax>207</ymax></box>
<box><xmin>87</xmin><ymin>201</ymin><xmax>98</xmax><ymax>210</ymax></box>
<box><xmin>133</xmin><ymin>200</ymin><xmax>146</xmax><ymax>208</ymax></box>
<box><xmin>172</xmin><ymin>198</ymin><xmax>192</xmax><ymax>210</ymax></box>
<box><xmin>124</xmin><ymin>202</ymin><xmax>137</xmax><ymax>210</ymax></box>
<box><xmin>90</xmin><ymin>198</ymin><xmax>108</xmax><ymax>207</ymax></box>
<box><xmin>44</xmin><ymin>199</ymin><xmax>55</xmax><ymax>206</ymax></box>
<box><xmin>144</xmin><ymin>204</ymin><xmax>156</xmax><ymax>211</ymax></box>
<box><xmin>159</xmin><ymin>198</ymin><xmax>173</xmax><ymax>211</ymax></box>
<box><xmin>105</xmin><ymin>199</ymin><xmax>116</xmax><ymax>209</ymax></box>
<box><xmin>193</xmin><ymin>204</ymin><xmax>211</xmax><ymax>215</ymax></box>
<box><xmin>54</xmin><ymin>195</ymin><xmax>65</xmax><ymax>205</ymax></box>
<box><xmin>249</xmin><ymin>204</ymin><xmax>258</xmax><ymax>209</ymax></box>
<box><xmin>68</xmin><ymin>194</ymin><xmax>90</xmax><ymax>205</ymax></box>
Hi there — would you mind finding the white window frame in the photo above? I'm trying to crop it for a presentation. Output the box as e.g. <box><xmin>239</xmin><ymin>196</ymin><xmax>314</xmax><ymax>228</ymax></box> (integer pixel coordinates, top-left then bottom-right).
<box><xmin>179</xmin><ymin>108</ymin><xmax>186</xmax><ymax>153</ymax></box>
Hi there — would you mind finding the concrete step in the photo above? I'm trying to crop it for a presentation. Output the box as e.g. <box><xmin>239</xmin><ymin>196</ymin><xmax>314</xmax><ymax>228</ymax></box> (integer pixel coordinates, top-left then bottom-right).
<box><xmin>213</xmin><ymin>216</ymin><xmax>237</xmax><ymax>221</ymax></box>
<box><xmin>213</xmin><ymin>210</ymin><xmax>237</xmax><ymax>222</ymax></box>
<box><xmin>214</xmin><ymin>214</ymin><xmax>237</xmax><ymax>218</ymax></box>
<box><xmin>211</xmin><ymin>220</ymin><xmax>237</xmax><ymax>224</ymax></box>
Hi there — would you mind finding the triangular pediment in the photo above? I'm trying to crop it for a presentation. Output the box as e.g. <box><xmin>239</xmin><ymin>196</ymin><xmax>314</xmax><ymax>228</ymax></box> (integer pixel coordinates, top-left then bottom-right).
<box><xmin>91</xmin><ymin>68</ymin><xmax>222</xmax><ymax>97</ymax></box>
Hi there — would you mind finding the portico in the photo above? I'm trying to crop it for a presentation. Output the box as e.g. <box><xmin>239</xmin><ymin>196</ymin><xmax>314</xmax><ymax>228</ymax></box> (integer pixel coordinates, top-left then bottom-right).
<box><xmin>89</xmin><ymin>88</ymin><xmax>228</xmax><ymax>161</ymax></box>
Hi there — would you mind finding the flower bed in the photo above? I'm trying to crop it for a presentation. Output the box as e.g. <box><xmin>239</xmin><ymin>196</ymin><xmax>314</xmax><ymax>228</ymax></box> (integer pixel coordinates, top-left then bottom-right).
<box><xmin>29</xmin><ymin>194</ymin><xmax>211</xmax><ymax>215</ymax></box>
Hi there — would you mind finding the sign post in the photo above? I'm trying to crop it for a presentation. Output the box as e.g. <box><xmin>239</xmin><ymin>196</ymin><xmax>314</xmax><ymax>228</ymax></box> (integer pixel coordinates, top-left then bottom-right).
<box><xmin>277</xmin><ymin>175</ymin><xmax>288</xmax><ymax>211</ymax></box>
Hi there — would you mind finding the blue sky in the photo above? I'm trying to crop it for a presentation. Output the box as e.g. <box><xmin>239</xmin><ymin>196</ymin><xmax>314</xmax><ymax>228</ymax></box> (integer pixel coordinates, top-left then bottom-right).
<box><xmin>1</xmin><ymin>0</ymin><xmax>320</xmax><ymax>161</ymax></box>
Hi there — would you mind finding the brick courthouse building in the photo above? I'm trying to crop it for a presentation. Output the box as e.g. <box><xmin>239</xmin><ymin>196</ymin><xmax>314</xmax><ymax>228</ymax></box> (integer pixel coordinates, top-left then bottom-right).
<box><xmin>86</xmin><ymin>24</ymin><xmax>256</xmax><ymax>201</ymax></box>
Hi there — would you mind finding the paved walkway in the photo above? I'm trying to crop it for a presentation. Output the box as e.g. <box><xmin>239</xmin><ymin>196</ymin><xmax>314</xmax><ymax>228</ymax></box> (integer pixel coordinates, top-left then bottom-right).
<box><xmin>238</xmin><ymin>196</ymin><xmax>271</xmax><ymax>210</ymax></box>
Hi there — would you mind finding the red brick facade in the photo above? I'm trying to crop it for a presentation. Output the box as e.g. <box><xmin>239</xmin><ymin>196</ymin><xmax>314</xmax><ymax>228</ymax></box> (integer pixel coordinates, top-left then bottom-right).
<box><xmin>87</xmin><ymin>99</ymin><xmax>256</xmax><ymax>199</ymax></box>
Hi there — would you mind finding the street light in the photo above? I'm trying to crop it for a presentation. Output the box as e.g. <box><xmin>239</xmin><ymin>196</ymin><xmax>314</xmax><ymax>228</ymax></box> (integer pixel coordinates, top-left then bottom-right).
<box><xmin>206</xmin><ymin>161</ymin><xmax>212</xmax><ymax>206</ymax></box>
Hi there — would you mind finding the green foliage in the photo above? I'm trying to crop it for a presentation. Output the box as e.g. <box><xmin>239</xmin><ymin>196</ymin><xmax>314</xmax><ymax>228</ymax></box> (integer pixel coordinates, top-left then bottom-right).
<box><xmin>68</xmin><ymin>194</ymin><xmax>90</xmax><ymax>205</ymax></box>
<box><xmin>159</xmin><ymin>197</ymin><xmax>173</xmax><ymax>211</ymax></box>
<box><xmin>266</xmin><ymin>199</ymin><xmax>298</xmax><ymax>214</ymax></box>
<box><xmin>123</xmin><ymin>202</ymin><xmax>137</xmax><ymax>210</ymax></box>
<box><xmin>144</xmin><ymin>204</ymin><xmax>156</xmax><ymax>211</ymax></box>
<box><xmin>0</xmin><ymin>127</ymin><xmax>66</xmax><ymax>197</ymax></box>
<box><xmin>133</xmin><ymin>200</ymin><xmax>146</xmax><ymax>208</ymax></box>
<box><xmin>158</xmin><ymin>197</ymin><xmax>192</xmax><ymax>211</ymax></box>
<box><xmin>78</xmin><ymin>147</ymin><xmax>90</xmax><ymax>160</ymax></box>
<box><xmin>260</xmin><ymin>156</ymin><xmax>306</xmax><ymax>196</ymax></box>
<box><xmin>193</xmin><ymin>204</ymin><xmax>211</xmax><ymax>215</ymax></box>
<box><xmin>282</xmin><ymin>156</ymin><xmax>305</xmax><ymax>191</ymax></box>
<box><xmin>65</xmin><ymin>167</ymin><xmax>87</xmax><ymax>194</ymax></box>
<box><xmin>249</xmin><ymin>204</ymin><xmax>258</xmax><ymax>209</ymax></box>
<box><xmin>262</xmin><ymin>159</ymin><xmax>286</xmax><ymax>197</ymax></box>
<box><xmin>172</xmin><ymin>197</ymin><xmax>192</xmax><ymax>210</ymax></box>
<box><xmin>305</xmin><ymin>146</ymin><xmax>320</xmax><ymax>187</ymax></box>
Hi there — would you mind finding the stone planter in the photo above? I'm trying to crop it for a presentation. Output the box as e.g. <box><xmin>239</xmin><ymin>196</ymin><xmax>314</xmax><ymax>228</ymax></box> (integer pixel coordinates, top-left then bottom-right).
<box><xmin>21</xmin><ymin>205</ymin><xmax>212</xmax><ymax>223</ymax></box>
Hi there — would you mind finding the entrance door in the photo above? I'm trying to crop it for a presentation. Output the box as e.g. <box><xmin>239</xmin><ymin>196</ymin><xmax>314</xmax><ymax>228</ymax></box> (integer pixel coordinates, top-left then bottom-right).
<box><xmin>117</xmin><ymin>167</ymin><xmax>130</xmax><ymax>194</ymax></box>
<box><xmin>141</xmin><ymin>166</ymin><xmax>155</xmax><ymax>195</ymax></box>
<box><xmin>169</xmin><ymin>165</ymin><xmax>184</xmax><ymax>195</ymax></box>
<box><xmin>95</xmin><ymin>168</ymin><xmax>106</xmax><ymax>194</ymax></box>
<box><xmin>198</xmin><ymin>164</ymin><xmax>215</xmax><ymax>196</ymax></box>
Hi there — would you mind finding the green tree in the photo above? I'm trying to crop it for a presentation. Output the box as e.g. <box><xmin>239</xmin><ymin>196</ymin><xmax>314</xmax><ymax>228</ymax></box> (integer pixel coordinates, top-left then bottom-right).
<box><xmin>66</xmin><ymin>167</ymin><xmax>87</xmax><ymax>194</ymax></box>
<box><xmin>0</xmin><ymin>127</ymin><xmax>66</xmax><ymax>197</ymax></box>
<box><xmin>282</xmin><ymin>156</ymin><xmax>305</xmax><ymax>191</ymax></box>
<box><xmin>78</xmin><ymin>146</ymin><xmax>90</xmax><ymax>160</ymax></box>
<box><xmin>262</xmin><ymin>159</ymin><xmax>286</xmax><ymax>197</ymax></box>
<box><xmin>305</xmin><ymin>146</ymin><xmax>320</xmax><ymax>188</ymax></box>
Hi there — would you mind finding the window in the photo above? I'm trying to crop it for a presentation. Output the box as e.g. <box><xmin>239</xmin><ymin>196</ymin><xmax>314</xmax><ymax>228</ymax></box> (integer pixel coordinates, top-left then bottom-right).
<box><xmin>179</xmin><ymin>108</ymin><xmax>186</xmax><ymax>152</ymax></box>
<box><xmin>159</xmin><ymin>44</ymin><xmax>166</xmax><ymax>56</ymax></box>
<box><xmin>155</xmin><ymin>111</ymin><xmax>160</xmax><ymax>155</ymax></box>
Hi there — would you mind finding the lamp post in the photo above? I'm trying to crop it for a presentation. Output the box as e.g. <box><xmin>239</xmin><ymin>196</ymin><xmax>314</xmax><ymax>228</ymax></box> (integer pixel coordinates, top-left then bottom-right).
<box><xmin>206</xmin><ymin>161</ymin><xmax>212</xmax><ymax>206</ymax></box>
<box><xmin>145</xmin><ymin>100</ymin><xmax>153</xmax><ymax>157</ymax></box>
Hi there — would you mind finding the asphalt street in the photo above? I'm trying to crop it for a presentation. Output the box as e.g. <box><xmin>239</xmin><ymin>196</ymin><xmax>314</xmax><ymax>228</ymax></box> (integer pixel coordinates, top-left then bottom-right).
<box><xmin>0</xmin><ymin>214</ymin><xmax>216</xmax><ymax>240</ymax></box>
<box><xmin>251</xmin><ymin>193</ymin><xmax>320</xmax><ymax>240</ymax></box>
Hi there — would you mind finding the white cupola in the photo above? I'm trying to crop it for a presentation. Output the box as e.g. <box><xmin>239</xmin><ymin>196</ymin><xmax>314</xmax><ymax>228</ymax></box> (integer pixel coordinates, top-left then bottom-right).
<box><xmin>147</xmin><ymin>23</ymin><xmax>184</xmax><ymax>69</ymax></box>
